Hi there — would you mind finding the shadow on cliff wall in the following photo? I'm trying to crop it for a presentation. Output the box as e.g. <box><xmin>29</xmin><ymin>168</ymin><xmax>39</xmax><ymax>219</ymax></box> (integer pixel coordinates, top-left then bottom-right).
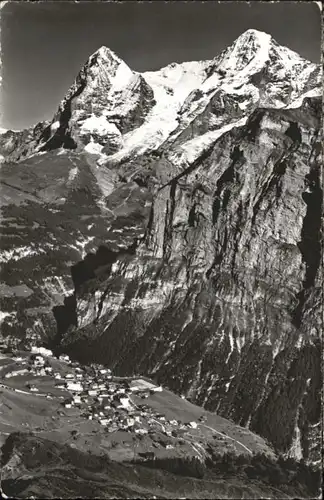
<box><xmin>51</xmin><ymin>240</ymin><xmax>139</xmax><ymax>349</ymax></box>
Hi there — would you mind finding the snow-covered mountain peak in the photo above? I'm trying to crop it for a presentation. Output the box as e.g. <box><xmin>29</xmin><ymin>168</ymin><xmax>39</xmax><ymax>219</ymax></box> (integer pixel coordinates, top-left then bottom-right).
<box><xmin>91</xmin><ymin>45</ymin><xmax>121</xmax><ymax>62</ymax></box>
<box><xmin>6</xmin><ymin>29</ymin><xmax>320</xmax><ymax>165</ymax></box>
<box><xmin>234</xmin><ymin>28</ymin><xmax>271</xmax><ymax>46</ymax></box>
<box><xmin>217</xmin><ymin>29</ymin><xmax>272</xmax><ymax>74</ymax></box>
<box><xmin>214</xmin><ymin>28</ymin><xmax>316</xmax><ymax>83</ymax></box>
<box><xmin>77</xmin><ymin>46</ymin><xmax>134</xmax><ymax>93</ymax></box>
<box><xmin>84</xmin><ymin>45</ymin><xmax>133</xmax><ymax>84</ymax></box>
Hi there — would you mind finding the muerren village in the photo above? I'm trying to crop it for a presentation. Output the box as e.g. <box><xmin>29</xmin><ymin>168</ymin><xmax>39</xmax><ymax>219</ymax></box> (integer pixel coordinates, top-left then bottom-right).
<box><xmin>3</xmin><ymin>346</ymin><xmax>204</xmax><ymax>457</ymax></box>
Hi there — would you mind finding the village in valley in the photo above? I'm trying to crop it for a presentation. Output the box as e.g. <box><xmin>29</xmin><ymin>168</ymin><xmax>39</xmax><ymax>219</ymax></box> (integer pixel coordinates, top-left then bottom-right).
<box><xmin>0</xmin><ymin>345</ymin><xmax>215</xmax><ymax>461</ymax></box>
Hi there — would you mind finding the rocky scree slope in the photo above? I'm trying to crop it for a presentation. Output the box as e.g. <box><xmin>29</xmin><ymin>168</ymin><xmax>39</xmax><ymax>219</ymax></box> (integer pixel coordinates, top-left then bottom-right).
<box><xmin>0</xmin><ymin>29</ymin><xmax>322</xmax><ymax>463</ymax></box>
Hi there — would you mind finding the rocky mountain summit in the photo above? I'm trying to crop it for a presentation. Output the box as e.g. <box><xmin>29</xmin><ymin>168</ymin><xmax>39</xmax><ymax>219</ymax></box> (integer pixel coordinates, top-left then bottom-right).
<box><xmin>0</xmin><ymin>28</ymin><xmax>322</xmax><ymax>471</ymax></box>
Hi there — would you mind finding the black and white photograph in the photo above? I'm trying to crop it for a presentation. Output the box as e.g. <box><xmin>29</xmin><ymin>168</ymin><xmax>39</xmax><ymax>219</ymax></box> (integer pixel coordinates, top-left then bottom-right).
<box><xmin>0</xmin><ymin>1</ymin><xmax>322</xmax><ymax>498</ymax></box>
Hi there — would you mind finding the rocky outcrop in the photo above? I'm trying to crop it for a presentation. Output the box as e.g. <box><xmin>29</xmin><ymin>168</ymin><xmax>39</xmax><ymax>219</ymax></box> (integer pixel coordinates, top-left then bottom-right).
<box><xmin>0</xmin><ymin>121</ymin><xmax>49</xmax><ymax>162</ymax></box>
<box><xmin>0</xmin><ymin>29</ymin><xmax>322</xmax><ymax>462</ymax></box>
<box><xmin>2</xmin><ymin>432</ymin><xmax>317</xmax><ymax>499</ymax></box>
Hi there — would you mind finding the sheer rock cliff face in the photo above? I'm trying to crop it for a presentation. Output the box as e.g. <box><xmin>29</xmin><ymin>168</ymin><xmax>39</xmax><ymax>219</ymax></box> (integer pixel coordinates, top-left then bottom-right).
<box><xmin>0</xmin><ymin>121</ymin><xmax>49</xmax><ymax>161</ymax></box>
<box><xmin>0</xmin><ymin>30</ymin><xmax>322</xmax><ymax>460</ymax></box>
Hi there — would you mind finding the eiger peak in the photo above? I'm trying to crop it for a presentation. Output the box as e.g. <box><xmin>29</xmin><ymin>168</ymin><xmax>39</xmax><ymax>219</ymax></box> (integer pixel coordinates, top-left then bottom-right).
<box><xmin>88</xmin><ymin>45</ymin><xmax>125</xmax><ymax>67</ymax></box>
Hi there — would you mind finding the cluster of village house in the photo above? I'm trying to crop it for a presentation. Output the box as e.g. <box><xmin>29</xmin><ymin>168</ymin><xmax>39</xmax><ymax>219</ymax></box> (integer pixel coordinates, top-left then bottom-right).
<box><xmin>23</xmin><ymin>348</ymin><xmax>200</xmax><ymax>439</ymax></box>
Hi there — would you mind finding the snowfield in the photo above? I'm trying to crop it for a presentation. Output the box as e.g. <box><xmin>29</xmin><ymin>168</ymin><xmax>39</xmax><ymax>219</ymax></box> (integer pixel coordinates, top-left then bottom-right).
<box><xmin>100</xmin><ymin>60</ymin><xmax>211</xmax><ymax>164</ymax></box>
<box><xmin>94</xmin><ymin>29</ymin><xmax>319</xmax><ymax>166</ymax></box>
<box><xmin>168</xmin><ymin>116</ymin><xmax>248</xmax><ymax>166</ymax></box>
<box><xmin>80</xmin><ymin>115</ymin><xmax>121</xmax><ymax>137</ymax></box>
